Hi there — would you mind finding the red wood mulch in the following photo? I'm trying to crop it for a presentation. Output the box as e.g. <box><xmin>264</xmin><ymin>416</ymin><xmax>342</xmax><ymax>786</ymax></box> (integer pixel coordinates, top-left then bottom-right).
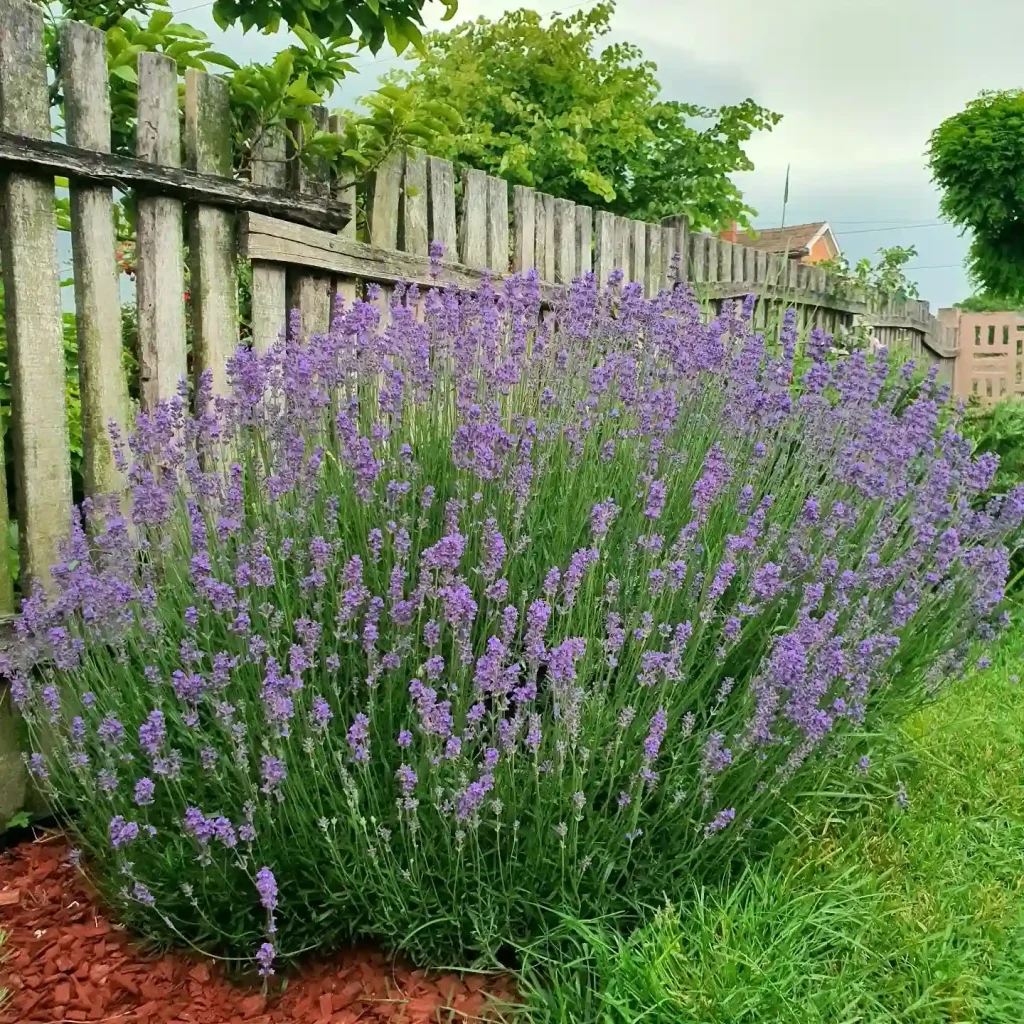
<box><xmin>0</xmin><ymin>834</ymin><xmax>516</xmax><ymax>1024</ymax></box>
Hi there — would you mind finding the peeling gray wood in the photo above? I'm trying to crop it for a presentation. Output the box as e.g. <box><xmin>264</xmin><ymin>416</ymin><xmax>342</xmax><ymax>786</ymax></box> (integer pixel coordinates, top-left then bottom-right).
<box><xmin>537</xmin><ymin>193</ymin><xmax>556</xmax><ymax>282</ymax></box>
<box><xmin>755</xmin><ymin>250</ymin><xmax>768</xmax><ymax>284</ymax></box>
<box><xmin>733</xmin><ymin>242</ymin><xmax>745</xmax><ymax>283</ymax></box>
<box><xmin>0</xmin><ymin>131</ymin><xmax>349</xmax><ymax>230</ymax></box>
<box><xmin>287</xmin><ymin>107</ymin><xmax>332</xmax><ymax>337</ymax></box>
<box><xmin>575</xmin><ymin>206</ymin><xmax>593</xmax><ymax>275</ymax></box>
<box><xmin>401</xmin><ymin>147</ymin><xmax>429</xmax><ymax>256</ymax></box>
<box><xmin>689</xmin><ymin>234</ymin><xmax>707</xmax><ymax>284</ymax></box>
<box><xmin>594</xmin><ymin>211</ymin><xmax>615</xmax><ymax>289</ymax></box>
<box><xmin>0</xmin><ymin>0</ymin><xmax>72</xmax><ymax>587</ymax></box>
<box><xmin>458</xmin><ymin>168</ymin><xmax>488</xmax><ymax>270</ymax></box>
<box><xmin>512</xmin><ymin>185</ymin><xmax>535</xmax><ymax>273</ymax></box>
<box><xmin>369</xmin><ymin>147</ymin><xmax>403</xmax><ymax>248</ymax></box>
<box><xmin>705</xmin><ymin>236</ymin><xmax>720</xmax><ymax>284</ymax></box>
<box><xmin>614</xmin><ymin>217</ymin><xmax>630</xmax><ymax>278</ymax></box>
<box><xmin>328</xmin><ymin>113</ymin><xmax>358</xmax><ymax>319</ymax></box>
<box><xmin>644</xmin><ymin>223</ymin><xmax>662</xmax><ymax>298</ymax></box>
<box><xmin>486</xmin><ymin>175</ymin><xmax>509</xmax><ymax>273</ymax></box>
<box><xmin>661</xmin><ymin>214</ymin><xmax>688</xmax><ymax>286</ymax></box>
<box><xmin>185</xmin><ymin>68</ymin><xmax>237</xmax><ymax>397</ymax></box>
<box><xmin>630</xmin><ymin>220</ymin><xmax>646</xmax><ymax>288</ymax></box>
<box><xmin>553</xmin><ymin>199</ymin><xmax>576</xmax><ymax>285</ymax></box>
<box><xmin>718</xmin><ymin>239</ymin><xmax>733</xmax><ymax>283</ymax></box>
<box><xmin>240</xmin><ymin>212</ymin><xmax>560</xmax><ymax>303</ymax></box>
<box><xmin>427</xmin><ymin>157</ymin><xmax>457</xmax><ymax>262</ymax></box>
<box><xmin>136</xmin><ymin>51</ymin><xmax>187</xmax><ymax>410</ymax></box>
<box><xmin>249</xmin><ymin>126</ymin><xmax>288</xmax><ymax>352</ymax></box>
<box><xmin>61</xmin><ymin>20</ymin><xmax>129</xmax><ymax>499</ymax></box>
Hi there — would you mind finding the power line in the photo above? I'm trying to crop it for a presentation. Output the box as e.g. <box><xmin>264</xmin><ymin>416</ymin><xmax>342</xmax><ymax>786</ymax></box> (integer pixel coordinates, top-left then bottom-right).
<box><xmin>837</xmin><ymin>221</ymin><xmax>945</xmax><ymax>235</ymax></box>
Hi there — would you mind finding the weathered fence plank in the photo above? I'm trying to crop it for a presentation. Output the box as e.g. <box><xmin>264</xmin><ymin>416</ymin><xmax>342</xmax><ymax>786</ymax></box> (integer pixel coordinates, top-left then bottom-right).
<box><xmin>622</xmin><ymin>222</ymin><xmax>638</xmax><ymax>288</ymax></box>
<box><xmin>537</xmin><ymin>193</ymin><xmax>556</xmax><ymax>281</ymax></box>
<box><xmin>513</xmin><ymin>185</ymin><xmax>536</xmax><ymax>273</ymax></box>
<box><xmin>249</xmin><ymin>127</ymin><xmax>288</xmax><ymax>352</ymax></box>
<box><xmin>288</xmin><ymin>107</ymin><xmax>333</xmax><ymax>337</ymax></box>
<box><xmin>459</xmin><ymin>168</ymin><xmax>488</xmax><ymax>270</ymax></box>
<box><xmin>614</xmin><ymin>217</ymin><xmax>630</xmax><ymax>279</ymax></box>
<box><xmin>718</xmin><ymin>239</ymin><xmax>733</xmax><ymax>283</ymax></box>
<box><xmin>328</xmin><ymin>114</ymin><xmax>358</xmax><ymax>317</ymax></box>
<box><xmin>427</xmin><ymin>157</ymin><xmax>457</xmax><ymax>262</ymax></box>
<box><xmin>689</xmin><ymin>233</ymin><xmax>706</xmax><ymax>284</ymax></box>
<box><xmin>662</xmin><ymin>215</ymin><xmax>687</xmax><ymax>285</ymax></box>
<box><xmin>401</xmin><ymin>147</ymin><xmax>429</xmax><ymax>256</ymax></box>
<box><xmin>240</xmin><ymin>212</ymin><xmax>560</xmax><ymax>303</ymax></box>
<box><xmin>554</xmin><ymin>199</ymin><xmax>576</xmax><ymax>285</ymax></box>
<box><xmin>136</xmin><ymin>51</ymin><xmax>187</xmax><ymax>410</ymax></box>
<box><xmin>487</xmin><ymin>175</ymin><xmax>509</xmax><ymax>273</ymax></box>
<box><xmin>733</xmin><ymin>242</ymin><xmax>745</xmax><ymax>284</ymax></box>
<box><xmin>185</xmin><ymin>68</ymin><xmax>237</xmax><ymax>396</ymax></box>
<box><xmin>705</xmin><ymin>236</ymin><xmax>720</xmax><ymax>285</ymax></box>
<box><xmin>0</xmin><ymin>0</ymin><xmax>72</xmax><ymax>587</ymax></box>
<box><xmin>594</xmin><ymin>211</ymin><xmax>615</xmax><ymax>289</ymax></box>
<box><xmin>61</xmin><ymin>20</ymin><xmax>129</xmax><ymax>499</ymax></box>
<box><xmin>575</xmin><ymin>206</ymin><xmax>593</xmax><ymax>276</ymax></box>
<box><xmin>644</xmin><ymin>223</ymin><xmax>662</xmax><ymax>298</ymax></box>
<box><xmin>0</xmin><ymin>131</ymin><xmax>350</xmax><ymax>230</ymax></box>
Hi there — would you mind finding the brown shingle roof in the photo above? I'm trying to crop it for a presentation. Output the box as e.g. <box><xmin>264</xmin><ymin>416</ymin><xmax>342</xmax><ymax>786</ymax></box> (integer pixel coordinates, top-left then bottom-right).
<box><xmin>738</xmin><ymin>222</ymin><xmax>828</xmax><ymax>256</ymax></box>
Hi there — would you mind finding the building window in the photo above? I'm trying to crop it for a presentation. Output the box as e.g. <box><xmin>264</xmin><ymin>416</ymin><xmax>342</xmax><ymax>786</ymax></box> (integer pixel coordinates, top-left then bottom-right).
<box><xmin>976</xmin><ymin>325</ymin><xmax>982</xmax><ymax>345</ymax></box>
<box><xmin>973</xmin><ymin>381</ymin><xmax>979</xmax><ymax>394</ymax></box>
<box><xmin>986</xmin><ymin>379</ymin><xmax>993</xmax><ymax>397</ymax></box>
<box><xmin>1018</xmin><ymin>337</ymin><xmax>1022</xmax><ymax>356</ymax></box>
<box><xmin>1017</xmin><ymin>361</ymin><xmax>1022</xmax><ymax>384</ymax></box>
<box><xmin>1005</xmin><ymin>326</ymin><xmax>1011</xmax><ymax>345</ymax></box>
<box><xmin>989</xmin><ymin>326</ymin><xmax>996</xmax><ymax>345</ymax></box>
<box><xmin>1001</xmin><ymin>379</ymin><xmax>1008</xmax><ymax>396</ymax></box>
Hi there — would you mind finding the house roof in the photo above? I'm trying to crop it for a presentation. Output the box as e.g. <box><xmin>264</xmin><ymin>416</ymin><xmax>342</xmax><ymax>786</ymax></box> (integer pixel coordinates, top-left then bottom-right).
<box><xmin>739</xmin><ymin>222</ymin><xmax>834</xmax><ymax>257</ymax></box>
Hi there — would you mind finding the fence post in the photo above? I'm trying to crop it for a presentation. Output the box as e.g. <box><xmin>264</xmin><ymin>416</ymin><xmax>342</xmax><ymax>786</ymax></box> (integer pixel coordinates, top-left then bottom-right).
<box><xmin>513</xmin><ymin>185</ymin><xmax>536</xmax><ymax>274</ymax></box>
<box><xmin>185</xmin><ymin>68</ymin><xmax>238</xmax><ymax>396</ymax></box>
<box><xmin>136</xmin><ymin>51</ymin><xmax>188</xmax><ymax>411</ymax></box>
<box><xmin>427</xmin><ymin>157</ymin><xmax>458</xmax><ymax>263</ymax></box>
<box><xmin>575</xmin><ymin>206</ymin><xmax>593</xmax><ymax>276</ymax></box>
<box><xmin>328</xmin><ymin>114</ymin><xmax>359</xmax><ymax>318</ymax></box>
<box><xmin>644</xmin><ymin>224</ymin><xmax>662</xmax><ymax>298</ymax></box>
<box><xmin>554</xmin><ymin>199</ymin><xmax>576</xmax><ymax>285</ymax></box>
<box><xmin>537</xmin><ymin>194</ymin><xmax>556</xmax><ymax>282</ymax></box>
<box><xmin>630</xmin><ymin>220</ymin><xmax>646</xmax><ymax>288</ymax></box>
<box><xmin>60</xmin><ymin>20</ymin><xmax>130</xmax><ymax>500</ymax></box>
<box><xmin>287</xmin><ymin>106</ymin><xmax>333</xmax><ymax>337</ymax></box>
<box><xmin>401</xmin><ymin>147</ymin><xmax>429</xmax><ymax>257</ymax></box>
<box><xmin>487</xmin><ymin>176</ymin><xmax>509</xmax><ymax>273</ymax></box>
<box><xmin>661</xmin><ymin>215</ymin><xmax>688</xmax><ymax>285</ymax></box>
<box><xmin>249</xmin><ymin>127</ymin><xmax>288</xmax><ymax>352</ymax></box>
<box><xmin>594</xmin><ymin>211</ymin><xmax>615</xmax><ymax>289</ymax></box>
<box><xmin>459</xmin><ymin>168</ymin><xmax>488</xmax><ymax>270</ymax></box>
<box><xmin>0</xmin><ymin>0</ymin><xmax>73</xmax><ymax>589</ymax></box>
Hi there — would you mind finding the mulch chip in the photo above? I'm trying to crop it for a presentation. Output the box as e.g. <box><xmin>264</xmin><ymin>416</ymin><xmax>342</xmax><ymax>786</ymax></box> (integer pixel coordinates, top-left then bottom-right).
<box><xmin>0</xmin><ymin>835</ymin><xmax>516</xmax><ymax>1023</ymax></box>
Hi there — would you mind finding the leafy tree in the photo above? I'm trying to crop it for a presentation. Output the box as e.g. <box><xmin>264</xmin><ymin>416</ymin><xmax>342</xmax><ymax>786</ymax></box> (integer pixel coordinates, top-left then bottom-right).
<box><xmin>817</xmin><ymin>246</ymin><xmax>920</xmax><ymax>302</ymax></box>
<box><xmin>955</xmin><ymin>292</ymin><xmax>1024</xmax><ymax>313</ymax></box>
<box><xmin>928</xmin><ymin>90</ymin><xmax>1024</xmax><ymax>301</ymax></box>
<box><xmin>212</xmin><ymin>0</ymin><xmax>457</xmax><ymax>54</ymax></box>
<box><xmin>385</xmin><ymin>2</ymin><xmax>781</xmax><ymax>229</ymax></box>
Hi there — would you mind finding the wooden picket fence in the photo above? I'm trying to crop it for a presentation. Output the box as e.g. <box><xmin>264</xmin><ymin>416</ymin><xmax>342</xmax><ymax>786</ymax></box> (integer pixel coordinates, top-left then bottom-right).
<box><xmin>0</xmin><ymin>0</ymin><xmax>957</xmax><ymax>615</ymax></box>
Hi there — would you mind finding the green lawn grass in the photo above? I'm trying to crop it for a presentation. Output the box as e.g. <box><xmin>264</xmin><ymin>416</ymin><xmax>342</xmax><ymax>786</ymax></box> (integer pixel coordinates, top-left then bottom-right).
<box><xmin>520</xmin><ymin>632</ymin><xmax>1024</xmax><ymax>1023</ymax></box>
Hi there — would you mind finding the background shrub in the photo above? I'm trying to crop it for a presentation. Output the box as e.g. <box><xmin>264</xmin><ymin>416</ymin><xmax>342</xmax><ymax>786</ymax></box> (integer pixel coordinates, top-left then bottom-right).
<box><xmin>6</xmin><ymin>273</ymin><xmax>1022</xmax><ymax>971</ymax></box>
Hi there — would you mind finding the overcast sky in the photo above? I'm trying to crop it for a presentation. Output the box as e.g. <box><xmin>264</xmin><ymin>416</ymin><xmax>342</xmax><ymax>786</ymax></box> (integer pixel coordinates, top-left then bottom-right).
<box><xmin>170</xmin><ymin>0</ymin><xmax>1024</xmax><ymax>309</ymax></box>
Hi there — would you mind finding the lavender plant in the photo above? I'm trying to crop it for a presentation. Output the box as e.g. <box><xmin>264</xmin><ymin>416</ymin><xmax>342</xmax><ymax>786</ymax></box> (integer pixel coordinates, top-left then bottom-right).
<box><xmin>5</xmin><ymin>265</ymin><xmax>1022</xmax><ymax>969</ymax></box>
